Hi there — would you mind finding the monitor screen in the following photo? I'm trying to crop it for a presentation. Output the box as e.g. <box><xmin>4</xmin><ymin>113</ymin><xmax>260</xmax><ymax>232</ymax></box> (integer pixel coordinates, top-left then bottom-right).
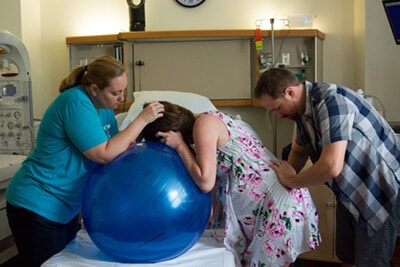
<box><xmin>383</xmin><ymin>0</ymin><xmax>400</xmax><ymax>44</ymax></box>
<box><xmin>1</xmin><ymin>82</ymin><xmax>17</xmax><ymax>97</ymax></box>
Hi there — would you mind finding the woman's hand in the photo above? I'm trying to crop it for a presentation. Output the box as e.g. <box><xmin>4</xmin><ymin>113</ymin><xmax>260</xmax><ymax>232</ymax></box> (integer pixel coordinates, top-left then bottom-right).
<box><xmin>136</xmin><ymin>101</ymin><xmax>165</xmax><ymax>124</ymax></box>
<box><xmin>156</xmin><ymin>131</ymin><xmax>185</xmax><ymax>150</ymax></box>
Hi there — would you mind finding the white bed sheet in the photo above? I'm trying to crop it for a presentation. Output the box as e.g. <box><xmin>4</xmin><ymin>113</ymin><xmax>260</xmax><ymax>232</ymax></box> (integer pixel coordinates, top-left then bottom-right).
<box><xmin>42</xmin><ymin>229</ymin><xmax>235</xmax><ymax>267</ymax></box>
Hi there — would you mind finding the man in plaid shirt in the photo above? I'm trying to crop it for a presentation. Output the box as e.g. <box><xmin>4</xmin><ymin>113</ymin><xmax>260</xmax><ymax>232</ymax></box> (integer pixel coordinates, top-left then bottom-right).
<box><xmin>255</xmin><ymin>68</ymin><xmax>400</xmax><ymax>267</ymax></box>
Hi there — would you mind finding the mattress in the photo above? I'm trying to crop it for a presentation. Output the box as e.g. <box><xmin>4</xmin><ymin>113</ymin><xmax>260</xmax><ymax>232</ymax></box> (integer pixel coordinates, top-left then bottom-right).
<box><xmin>42</xmin><ymin>228</ymin><xmax>235</xmax><ymax>267</ymax></box>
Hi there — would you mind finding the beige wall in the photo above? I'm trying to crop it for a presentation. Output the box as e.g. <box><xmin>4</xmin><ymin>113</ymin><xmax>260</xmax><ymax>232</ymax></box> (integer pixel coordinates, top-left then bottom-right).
<box><xmin>0</xmin><ymin>0</ymin><xmax>21</xmax><ymax>37</ymax></box>
<box><xmin>1</xmin><ymin>0</ymin><xmax>399</xmax><ymax>121</ymax></box>
<box><xmin>364</xmin><ymin>0</ymin><xmax>400</xmax><ymax>121</ymax></box>
<box><xmin>354</xmin><ymin>0</ymin><xmax>366</xmax><ymax>91</ymax></box>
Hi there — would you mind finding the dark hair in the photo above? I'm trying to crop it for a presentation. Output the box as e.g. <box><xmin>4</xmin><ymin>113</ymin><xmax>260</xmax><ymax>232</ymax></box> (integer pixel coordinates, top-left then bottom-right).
<box><xmin>58</xmin><ymin>55</ymin><xmax>126</xmax><ymax>93</ymax></box>
<box><xmin>140</xmin><ymin>101</ymin><xmax>195</xmax><ymax>146</ymax></box>
<box><xmin>254</xmin><ymin>68</ymin><xmax>300</xmax><ymax>99</ymax></box>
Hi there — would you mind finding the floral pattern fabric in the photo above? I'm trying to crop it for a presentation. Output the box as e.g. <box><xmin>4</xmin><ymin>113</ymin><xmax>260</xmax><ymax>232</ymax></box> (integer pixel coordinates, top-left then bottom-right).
<box><xmin>209</xmin><ymin>111</ymin><xmax>320</xmax><ymax>267</ymax></box>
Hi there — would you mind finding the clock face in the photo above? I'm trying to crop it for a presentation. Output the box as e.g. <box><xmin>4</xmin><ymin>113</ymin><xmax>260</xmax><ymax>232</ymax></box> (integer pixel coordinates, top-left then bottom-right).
<box><xmin>175</xmin><ymin>0</ymin><xmax>205</xmax><ymax>8</ymax></box>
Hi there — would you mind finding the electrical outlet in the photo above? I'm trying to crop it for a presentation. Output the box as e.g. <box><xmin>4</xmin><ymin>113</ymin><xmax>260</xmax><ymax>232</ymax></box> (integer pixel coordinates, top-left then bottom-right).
<box><xmin>282</xmin><ymin>53</ymin><xmax>290</xmax><ymax>65</ymax></box>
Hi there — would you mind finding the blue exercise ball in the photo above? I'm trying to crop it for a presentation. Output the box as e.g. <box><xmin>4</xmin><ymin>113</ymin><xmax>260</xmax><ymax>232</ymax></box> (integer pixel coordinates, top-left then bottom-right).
<box><xmin>82</xmin><ymin>141</ymin><xmax>212</xmax><ymax>263</ymax></box>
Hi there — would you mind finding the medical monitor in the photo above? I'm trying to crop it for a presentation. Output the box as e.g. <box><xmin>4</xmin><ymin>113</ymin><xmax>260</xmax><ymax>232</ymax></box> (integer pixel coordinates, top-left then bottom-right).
<box><xmin>383</xmin><ymin>0</ymin><xmax>400</xmax><ymax>44</ymax></box>
<box><xmin>1</xmin><ymin>82</ymin><xmax>17</xmax><ymax>97</ymax></box>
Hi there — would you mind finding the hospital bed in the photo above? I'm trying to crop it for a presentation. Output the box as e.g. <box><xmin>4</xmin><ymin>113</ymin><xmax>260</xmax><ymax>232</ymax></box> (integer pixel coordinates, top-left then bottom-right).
<box><xmin>42</xmin><ymin>228</ymin><xmax>234</xmax><ymax>267</ymax></box>
<box><xmin>42</xmin><ymin>91</ymin><xmax>235</xmax><ymax>267</ymax></box>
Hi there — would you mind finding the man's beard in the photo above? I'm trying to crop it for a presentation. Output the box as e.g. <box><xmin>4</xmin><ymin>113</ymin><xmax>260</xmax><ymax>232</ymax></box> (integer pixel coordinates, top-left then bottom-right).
<box><xmin>287</xmin><ymin>114</ymin><xmax>301</xmax><ymax>121</ymax></box>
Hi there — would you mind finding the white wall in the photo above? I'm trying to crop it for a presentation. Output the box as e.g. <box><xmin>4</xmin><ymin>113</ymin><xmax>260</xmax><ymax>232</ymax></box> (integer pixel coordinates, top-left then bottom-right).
<box><xmin>0</xmin><ymin>0</ymin><xmax>21</xmax><ymax>37</ymax></box>
<box><xmin>1</xmin><ymin>0</ymin><xmax>399</xmax><ymax>121</ymax></box>
<box><xmin>364</xmin><ymin>0</ymin><xmax>400</xmax><ymax>121</ymax></box>
<box><xmin>20</xmin><ymin>0</ymin><xmax>44</xmax><ymax>120</ymax></box>
<box><xmin>354</xmin><ymin>0</ymin><xmax>366</xmax><ymax>91</ymax></box>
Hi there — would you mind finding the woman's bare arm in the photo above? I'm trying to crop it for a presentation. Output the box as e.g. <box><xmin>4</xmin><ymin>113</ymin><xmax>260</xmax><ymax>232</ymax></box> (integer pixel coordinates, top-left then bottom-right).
<box><xmin>83</xmin><ymin>102</ymin><xmax>164</xmax><ymax>164</ymax></box>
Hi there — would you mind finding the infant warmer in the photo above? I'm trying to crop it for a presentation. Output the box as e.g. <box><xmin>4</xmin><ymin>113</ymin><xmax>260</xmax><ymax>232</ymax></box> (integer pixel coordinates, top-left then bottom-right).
<box><xmin>0</xmin><ymin>30</ymin><xmax>34</xmax><ymax>155</ymax></box>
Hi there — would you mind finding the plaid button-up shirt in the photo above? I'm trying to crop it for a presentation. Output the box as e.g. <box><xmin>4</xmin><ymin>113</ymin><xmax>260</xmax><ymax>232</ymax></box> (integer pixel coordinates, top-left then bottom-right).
<box><xmin>295</xmin><ymin>81</ymin><xmax>400</xmax><ymax>236</ymax></box>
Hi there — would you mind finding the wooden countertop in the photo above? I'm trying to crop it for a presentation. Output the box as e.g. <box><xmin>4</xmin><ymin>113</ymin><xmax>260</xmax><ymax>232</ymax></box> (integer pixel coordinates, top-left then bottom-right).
<box><xmin>66</xmin><ymin>29</ymin><xmax>325</xmax><ymax>44</ymax></box>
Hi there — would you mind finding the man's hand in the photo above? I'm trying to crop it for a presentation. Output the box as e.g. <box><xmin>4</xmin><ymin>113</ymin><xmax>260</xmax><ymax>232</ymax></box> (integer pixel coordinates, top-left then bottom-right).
<box><xmin>269</xmin><ymin>159</ymin><xmax>297</xmax><ymax>188</ymax></box>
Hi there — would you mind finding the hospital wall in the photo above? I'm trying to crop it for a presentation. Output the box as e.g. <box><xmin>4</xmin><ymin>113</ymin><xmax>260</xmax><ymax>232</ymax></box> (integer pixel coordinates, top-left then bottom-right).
<box><xmin>0</xmin><ymin>0</ymin><xmax>399</xmax><ymax>122</ymax></box>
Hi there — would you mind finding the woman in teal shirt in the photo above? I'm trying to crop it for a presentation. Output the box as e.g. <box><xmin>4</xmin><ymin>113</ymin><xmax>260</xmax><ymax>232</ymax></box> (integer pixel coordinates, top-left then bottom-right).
<box><xmin>6</xmin><ymin>55</ymin><xmax>165</xmax><ymax>267</ymax></box>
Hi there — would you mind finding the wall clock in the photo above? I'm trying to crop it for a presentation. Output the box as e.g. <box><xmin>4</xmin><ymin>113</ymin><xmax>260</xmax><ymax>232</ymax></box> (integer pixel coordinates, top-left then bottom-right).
<box><xmin>175</xmin><ymin>0</ymin><xmax>205</xmax><ymax>8</ymax></box>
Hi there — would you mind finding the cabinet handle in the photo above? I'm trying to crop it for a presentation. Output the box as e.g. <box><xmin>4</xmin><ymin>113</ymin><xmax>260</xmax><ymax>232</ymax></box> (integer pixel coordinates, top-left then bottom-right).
<box><xmin>326</xmin><ymin>201</ymin><xmax>333</xmax><ymax>207</ymax></box>
<box><xmin>135</xmin><ymin>60</ymin><xmax>145</xmax><ymax>66</ymax></box>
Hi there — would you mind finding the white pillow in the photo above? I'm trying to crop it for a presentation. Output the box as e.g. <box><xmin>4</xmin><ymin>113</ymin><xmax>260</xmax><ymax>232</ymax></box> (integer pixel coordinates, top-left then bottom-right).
<box><xmin>119</xmin><ymin>90</ymin><xmax>217</xmax><ymax>130</ymax></box>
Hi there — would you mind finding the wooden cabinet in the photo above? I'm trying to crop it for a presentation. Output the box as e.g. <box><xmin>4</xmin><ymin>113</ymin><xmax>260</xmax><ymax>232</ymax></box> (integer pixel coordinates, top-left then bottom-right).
<box><xmin>66</xmin><ymin>34</ymin><xmax>134</xmax><ymax>106</ymax></box>
<box><xmin>66</xmin><ymin>29</ymin><xmax>324</xmax><ymax>109</ymax></box>
<box><xmin>67</xmin><ymin>34</ymin><xmax>122</xmax><ymax>69</ymax></box>
<box><xmin>129</xmin><ymin>39</ymin><xmax>251</xmax><ymax>99</ymax></box>
<box><xmin>297</xmin><ymin>162</ymin><xmax>340</xmax><ymax>263</ymax></box>
<box><xmin>301</xmin><ymin>185</ymin><xmax>339</xmax><ymax>263</ymax></box>
<box><xmin>118</xmin><ymin>30</ymin><xmax>258</xmax><ymax>104</ymax></box>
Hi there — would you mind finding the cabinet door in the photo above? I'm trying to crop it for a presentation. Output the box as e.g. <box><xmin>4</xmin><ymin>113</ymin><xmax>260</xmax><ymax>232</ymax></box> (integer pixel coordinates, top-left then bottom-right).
<box><xmin>69</xmin><ymin>43</ymin><xmax>123</xmax><ymax>69</ymax></box>
<box><xmin>300</xmin><ymin>185</ymin><xmax>339</xmax><ymax>262</ymax></box>
<box><xmin>68</xmin><ymin>42</ymin><xmax>135</xmax><ymax>103</ymax></box>
<box><xmin>132</xmin><ymin>39</ymin><xmax>251</xmax><ymax>99</ymax></box>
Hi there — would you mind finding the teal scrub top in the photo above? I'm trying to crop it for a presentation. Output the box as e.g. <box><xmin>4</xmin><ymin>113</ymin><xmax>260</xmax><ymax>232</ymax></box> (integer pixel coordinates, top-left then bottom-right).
<box><xmin>6</xmin><ymin>86</ymin><xmax>118</xmax><ymax>223</ymax></box>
